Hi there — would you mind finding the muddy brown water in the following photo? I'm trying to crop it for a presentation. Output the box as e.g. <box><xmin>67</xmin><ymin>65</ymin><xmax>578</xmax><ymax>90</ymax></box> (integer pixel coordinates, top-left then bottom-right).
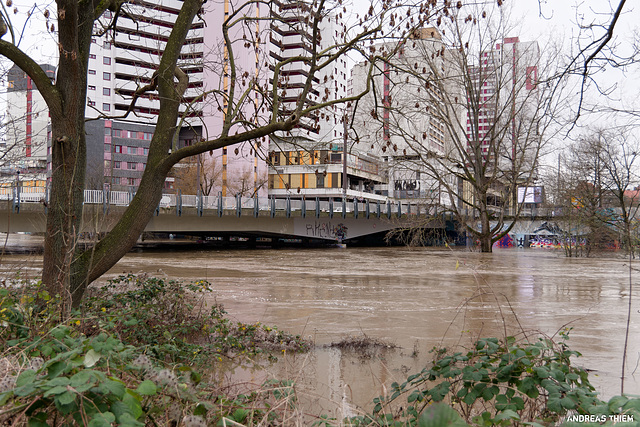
<box><xmin>2</xmin><ymin>237</ymin><xmax>640</xmax><ymax>419</ymax></box>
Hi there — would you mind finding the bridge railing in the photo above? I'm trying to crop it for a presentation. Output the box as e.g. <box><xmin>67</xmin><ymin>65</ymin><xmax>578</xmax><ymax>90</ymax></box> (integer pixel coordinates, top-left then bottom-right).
<box><xmin>5</xmin><ymin>184</ymin><xmax>558</xmax><ymax>220</ymax></box>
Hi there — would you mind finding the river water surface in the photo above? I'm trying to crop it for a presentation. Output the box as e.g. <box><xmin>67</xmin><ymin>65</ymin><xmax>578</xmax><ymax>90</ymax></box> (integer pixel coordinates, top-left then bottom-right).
<box><xmin>2</xmin><ymin>238</ymin><xmax>639</xmax><ymax>419</ymax></box>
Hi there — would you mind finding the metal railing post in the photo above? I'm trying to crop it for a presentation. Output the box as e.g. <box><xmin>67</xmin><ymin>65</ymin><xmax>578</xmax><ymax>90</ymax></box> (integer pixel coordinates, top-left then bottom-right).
<box><xmin>270</xmin><ymin>196</ymin><xmax>275</xmax><ymax>218</ymax></box>
<box><xmin>387</xmin><ymin>200</ymin><xmax>391</xmax><ymax>219</ymax></box>
<box><xmin>236</xmin><ymin>194</ymin><xmax>241</xmax><ymax>217</ymax></box>
<box><xmin>354</xmin><ymin>198</ymin><xmax>358</xmax><ymax>219</ymax></box>
<box><xmin>366</xmin><ymin>199</ymin><xmax>370</xmax><ymax>219</ymax></box>
<box><xmin>12</xmin><ymin>184</ymin><xmax>20</xmax><ymax>213</ymax></box>
<box><xmin>397</xmin><ymin>201</ymin><xmax>402</xmax><ymax>218</ymax></box>
<box><xmin>329</xmin><ymin>198</ymin><xmax>334</xmax><ymax>219</ymax></box>
<box><xmin>341</xmin><ymin>197</ymin><xmax>346</xmax><ymax>219</ymax></box>
<box><xmin>217</xmin><ymin>191</ymin><xmax>223</xmax><ymax>217</ymax></box>
<box><xmin>197</xmin><ymin>190</ymin><xmax>203</xmax><ymax>217</ymax></box>
<box><xmin>254</xmin><ymin>196</ymin><xmax>259</xmax><ymax>218</ymax></box>
<box><xmin>315</xmin><ymin>197</ymin><xmax>320</xmax><ymax>218</ymax></box>
<box><xmin>301</xmin><ymin>197</ymin><xmax>306</xmax><ymax>218</ymax></box>
<box><xmin>103</xmin><ymin>188</ymin><xmax>108</xmax><ymax>214</ymax></box>
<box><xmin>286</xmin><ymin>196</ymin><xmax>291</xmax><ymax>218</ymax></box>
<box><xmin>176</xmin><ymin>189</ymin><xmax>182</xmax><ymax>216</ymax></box>
<box><xmin>377</xmin><ymin>201</ymin><xmax>381</xmax><ymax>218</ymax></box>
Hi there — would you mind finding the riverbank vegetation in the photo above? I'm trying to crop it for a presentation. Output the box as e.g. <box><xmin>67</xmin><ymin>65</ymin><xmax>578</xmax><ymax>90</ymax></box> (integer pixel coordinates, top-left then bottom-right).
<box><xmin>1</xmin><ymin>274</ymin><xmax>639</xmax><ymax>425</ymax></box>
<box><xmin>0</xmin><ymin>275</ymin><xmax>309</xmax><ymax>425</ymax></box>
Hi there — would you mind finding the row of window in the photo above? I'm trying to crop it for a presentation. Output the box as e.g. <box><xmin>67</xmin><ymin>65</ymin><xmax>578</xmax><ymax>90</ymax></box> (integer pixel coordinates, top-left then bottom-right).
<box><xmin>109</xmin><ymin>129</ymin><xmax>153</xmax><ymax>140</ymax></box>
<box><xmin>110</xmin><ymin>177</ymin><xmax>139</xmax><ymax>186</ymax></box>
<box><xmin>87</xmin><ymin>100</ymin><xmax>110</xmax><ymax>111</ymax></box>
<box><xmin>105</xmin><ymin>145</ymin><xmax>149</xmax><ymax>155</ymax></box>
<box><xmin>269</xmin><ymin>172</ymin><xmax>342</xmax><ymax>190</ymax></box>
<box><xmin>88</xmin><ymin>86</ymin><xmax>111</xmax><ymax>96</ymax></box>
<box><xmin>88</xmin><ymin>54</ymin><xmax>111</xmax><ymax>65</ymax></box>
<box><xmin>104</xmin><ymin>160</ymin><xmax>146</xmax><ymax>170</ymax></box>
<box><xmin>88</xmin><ymin>70</ymin><xmax>111</xmax><ymax>81</ymax></box>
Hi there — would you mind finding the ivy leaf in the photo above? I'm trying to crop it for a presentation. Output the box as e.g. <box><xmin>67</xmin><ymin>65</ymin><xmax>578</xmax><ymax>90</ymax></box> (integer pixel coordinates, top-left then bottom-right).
<box><xmin>55</xmin><ymin>391</ymin><xmax>76</xmax><ymax>406</ymax></box>
<box><xmin>87</xmin><ymin>412</ymin><xmax>116</xmax><ymax>427</ymax></box>
<box><xmin>136</xmin><ymin>380</ymin><xmax>156</xmax><ymax>396</ymax></box>
<box><xmin>15</xmin><ymin>370</ymin><xmax>36</xmax><ymax>387</ymax></box>
<box><xmin>418</xmin><ymin>403</ymin><xmax>468</xmax><ymax>427</ymax></box>
<box><xmin>123</xmin><ymin>391</ymin><xmax>143</xmax><ymax>419</ymax></box>
<box><xmin>84</xmin><ymin>349</ymin><xmax>101</xmax><ymax>368</ymax></box>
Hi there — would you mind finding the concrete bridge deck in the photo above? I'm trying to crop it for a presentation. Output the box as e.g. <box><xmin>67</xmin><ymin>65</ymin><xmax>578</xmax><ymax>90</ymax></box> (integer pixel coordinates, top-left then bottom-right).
<box><xmin>1</xmin><ymin>188</ymin><xmax>446</xmax><ymax>241</ymax></box>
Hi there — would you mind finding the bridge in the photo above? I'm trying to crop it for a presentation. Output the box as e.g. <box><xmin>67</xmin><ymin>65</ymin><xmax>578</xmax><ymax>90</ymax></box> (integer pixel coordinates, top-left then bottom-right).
<box><xmin>0</xmin><ymin>186</ymin><xmax>448</xmax><ymax>243</ymax></box>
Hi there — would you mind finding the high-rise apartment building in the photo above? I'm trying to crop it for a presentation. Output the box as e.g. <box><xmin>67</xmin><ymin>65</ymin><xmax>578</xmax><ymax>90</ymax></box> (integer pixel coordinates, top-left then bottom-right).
<box><xmin>3</xmin><ymin>64</ymin><xmax>56</xmax><ymax>171</ymax></box>
<box><xmin>350</xmin><ymin>28</ymin><xmax>454</xmax><ymax>203</ymax></box>
<box><xmin>265</xmin><ymin>1</ymin><xmax>382</xmax><ymax>201</ymax></box>
<box><xmin>465</xmin><ymin>37</ymin><xmax>539</xmax><ymax>161</ymax></box>
<box><xmin>80</xmin><ymin>0</ymin><xmax>206</xmax><ymax>190</ymax></box>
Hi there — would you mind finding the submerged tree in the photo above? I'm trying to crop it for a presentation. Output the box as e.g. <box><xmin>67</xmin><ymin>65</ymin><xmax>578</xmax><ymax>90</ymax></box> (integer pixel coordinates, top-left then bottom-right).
<box><xmin>0</xmin><ymin>0</ymin><xmax>457</xmax><ymax>309</ymax></box>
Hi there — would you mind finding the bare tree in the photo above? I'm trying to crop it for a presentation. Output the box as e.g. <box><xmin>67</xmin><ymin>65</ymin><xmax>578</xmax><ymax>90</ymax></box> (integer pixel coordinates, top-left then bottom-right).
<box><xmin>0</xmin><ymin>0</ymin><xmax>457</xmax><ymax>309</ymax></box>
<box><xmin>552</xmin><ymin>128</ymin><xmax>640</xmax><ymax>257</ymax></box>
<box><xmin>352</xmin><ymin>4</ymin><xmax>561</xmax><ymax>252</ymax></box>
<box><xmin>173</xmin><ymin>155</ymin><xmax>222</xmax><ymax>196</ymax></box>
<box><xmin>227</xmin><ymin>166</ymin><xmax>267</xmax><ymax>197</ymax></box>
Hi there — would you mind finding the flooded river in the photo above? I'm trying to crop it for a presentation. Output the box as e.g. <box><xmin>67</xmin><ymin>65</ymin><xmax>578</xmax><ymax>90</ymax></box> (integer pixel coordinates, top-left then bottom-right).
<box><xmin>2</xmin><ymin>237</ymin><xmax>639</xmax><ymax>418</ymax></box>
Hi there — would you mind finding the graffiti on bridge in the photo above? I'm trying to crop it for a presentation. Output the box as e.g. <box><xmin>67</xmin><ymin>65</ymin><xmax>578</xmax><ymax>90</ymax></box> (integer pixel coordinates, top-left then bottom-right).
<box><xmin>305</xmin><ymin>220</ymin><xmax>348</xmax><ymax>240</ymax></box>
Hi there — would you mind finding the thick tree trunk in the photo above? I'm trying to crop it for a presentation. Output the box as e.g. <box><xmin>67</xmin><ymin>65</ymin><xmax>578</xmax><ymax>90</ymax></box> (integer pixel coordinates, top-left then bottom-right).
<box><xmin>41</xmin><ymin>0</ymin><xmax>92</xmax><ymax>311</ymax></box>
<box><xmin>479</xmin><ymin>212</ymin><xmax>493</xmax><ymax>253</ymax></box>
<box><xmin>42</xmin><ymin>119</ymin><xmax>87</xmax><ymax>310</ymax></box>
<box><xmin>68</xmin><ymin>162</ymin><xmax>170</xmax><ymax>306</ymax></box>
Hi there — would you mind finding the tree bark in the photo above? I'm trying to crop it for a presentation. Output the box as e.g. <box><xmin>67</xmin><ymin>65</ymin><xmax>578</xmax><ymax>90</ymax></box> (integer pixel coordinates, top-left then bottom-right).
<box><xmin>41</xmin><ymin>0</ymin><xmax>94</xmax><ymax>310</ymax></box>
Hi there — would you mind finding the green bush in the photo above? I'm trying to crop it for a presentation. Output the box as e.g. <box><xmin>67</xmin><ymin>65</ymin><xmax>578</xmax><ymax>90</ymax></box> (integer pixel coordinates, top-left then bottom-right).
<box><xmin>81</xmin><ymin>274</ymin><xmax>310</xmax><ymax>363</ymax></box>
<box><xmin>347</xmin><ymin>333</ymin><xmax>640</xmax><ymax>426</ymax></box>
<box><xmin>0</xmin><ymin>277</ymin><xmax>307</xmax><ymax>425</ymax></box>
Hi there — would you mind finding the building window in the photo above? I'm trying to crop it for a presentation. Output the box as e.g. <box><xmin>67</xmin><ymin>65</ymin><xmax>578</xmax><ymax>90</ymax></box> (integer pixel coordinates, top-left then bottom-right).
<box><xmin>103</xmin><ymin>72</ymin><xmax>110</xmax><ymax>80</ymax></box>
<box><xmin>103</xmin><ymin>41</ymin><xmax>110</xmax><ymax>49</ymax></box>
<box><xmin>113</xmin><ymin>129</ymin><xmax>121</xmax><ymax>137</ymax></box>
<box><xmin>88</xmin><ymin>85</ymin><xmax>95</xmax><ymax>91</ymax></box>
<box><xmin>143</xmin><ymin>148</ymin><xmax>149</xmax><ymax>155</ymax></box>
<box><xmin>89</xmin><ymin>54</ymin><xmax>96</xmax><ymax>59</ymax></box>
<box><xmin>103</xmin><ymin>57</ymin><xmax>111</xmax><ymax>65</ymax></box>
<box><xmin>127</xmin><ymin>146</ymin><xmax>136</xmax><ymax>155</ymax></box>
<box><xmin>114</xmin><ymin>161</ymin><xmax>121</xmax><ymax>169</ymax></box>
<box><xmin>127</xmin><ymin>162</ymin><xmax>136</xmax><ymax>170</ymax></box>
<box><xmin>104</xmin><ymin>160</ymin><xmax>111</xmax><ymax>169</ymax></box>
<box><xmin>88</xmin><ymin>70</ymin><xmax>96</xmax><ymax>75</ymax></box>
<box><xmin>104</xmin><ymin>144</ymin><xmax>110</xmax><ymax>152</ymax></box>
<box><xmin>128</xmin><ymin>178</ymin><xmax>136</xmax><ymax>186</ymax></box>
<box><xmin>87</xmin><ymin>100</ymin><xmax>95</xmax><ymax>107</ymax></box>
<box><xmin>103</xmin><ymin>103</ymin><xmax>110</xmax><ymax>111</ymax></box>
<box><xmin>104</xmin><ymin>127</ymin><xmax>111</xmax><ymax>136</ymax></box>
<box><xmin>114</xmin><ymin>145</ymin><xmax>123</xmax><ymax>153</ymax></box>
<box><xmin>103</xmin><ymin>88</ymin><xmax>110</xmax><ymax>96</ymax></box>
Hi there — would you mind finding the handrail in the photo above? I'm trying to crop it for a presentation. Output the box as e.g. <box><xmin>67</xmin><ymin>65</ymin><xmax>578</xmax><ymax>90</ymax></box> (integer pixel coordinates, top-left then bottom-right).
<box><xmin>0</xmin><ymin>186</ymin><xmax>435</xmax><ymax>218</ymax></box>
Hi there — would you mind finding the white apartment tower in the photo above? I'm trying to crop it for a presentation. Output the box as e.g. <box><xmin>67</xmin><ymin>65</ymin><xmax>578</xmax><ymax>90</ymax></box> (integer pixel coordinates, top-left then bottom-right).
<box><xmin>350</xmin><ymin>28</ymin><xmax>453</xmax><ymax>202</ymax></box>
<box><xmin>80</xmin><ymin>0</ymin><xmax>205</xmax><ymax>190</ymax></box>
<box><xmin>267</xmin><ymin>1</ymin><xmax>378</xmax><ymax>200</ymax></box>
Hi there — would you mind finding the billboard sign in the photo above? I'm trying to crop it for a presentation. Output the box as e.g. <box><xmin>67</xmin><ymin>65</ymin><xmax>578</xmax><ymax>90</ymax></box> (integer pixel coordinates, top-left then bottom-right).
<box><xmin>518</xmin><ymin>186</ymin><xmax>544</xmax><ymax>204</ymax></box>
